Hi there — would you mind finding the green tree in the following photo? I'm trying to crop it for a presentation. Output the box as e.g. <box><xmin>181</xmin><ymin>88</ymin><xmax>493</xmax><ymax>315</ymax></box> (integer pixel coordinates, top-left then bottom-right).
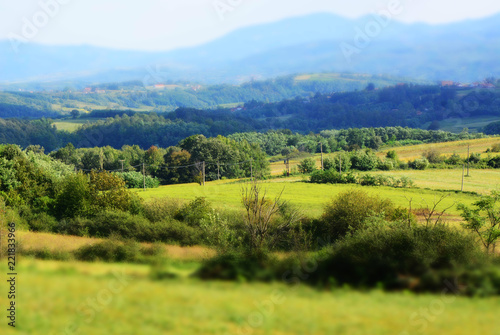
<box><xmin>458</xmin><ymin>192</ymin><xmax>500</xmax><ymax>254</ymax></box>
<box><xmin>298</xmin><ymin>158</ymin><xmax>316</xmax><ymax>174</ymax></box>
<box><xmin>71</xmin><ymin>109</ymin><xmax>80</xmax><ymax>119</ymax></box>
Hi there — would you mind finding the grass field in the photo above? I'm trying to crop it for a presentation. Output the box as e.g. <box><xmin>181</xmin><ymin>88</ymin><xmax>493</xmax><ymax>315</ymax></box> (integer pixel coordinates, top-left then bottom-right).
<box><xmin>431</xmin><ymin>115</ymin><xmax>500</xmax><ymax>133</ymax></box>
<box><xmin>136</xmin><ymin>177</ymin><xmax>480</xmax><ymax>221</ymax></box>
<box><xmin>0</xmin><ymin>259</ymin><xmax>498</xmax><ymax>335</ymax></box>
<box><xmin>377</xmin><ymin>137</ymin><xmax>500</xmax><ymax>162</ymax></box>
<box><xmin>52</xmin><ymin>118</ymin><xmax>103</xmax><ymax>132</ymax></box>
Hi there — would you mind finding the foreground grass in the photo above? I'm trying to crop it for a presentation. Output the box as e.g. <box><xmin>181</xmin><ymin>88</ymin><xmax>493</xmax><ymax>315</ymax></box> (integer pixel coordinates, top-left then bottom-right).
<box><xmin>137</xmin><ymin>179</ymin><xmax>479</xmax><ymax>219</ymax></box>
<box><xmin>0</xmin><ymin>259</ymin><xmax>498</xmax><ymax>335</ymax></box>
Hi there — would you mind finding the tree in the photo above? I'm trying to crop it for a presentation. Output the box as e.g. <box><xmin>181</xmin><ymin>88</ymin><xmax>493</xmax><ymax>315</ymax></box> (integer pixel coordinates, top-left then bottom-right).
<box><xmin>71</xmin><ymin>109</ymin><xmax>80</xmax><ymax>119</ymax></box>
<box><xmin>458</xmin><ymin>192</ymin><xmax>500</xmax><ymax>254</ymax></box>
<box><xmin>298</xmin><ymin>158</ymin><xmax>316</xmax><ymax>174</ymax></box>
<box><xmin>320</xmin><ymin>190</ymin><xmax>399</xmax><ymax>240</ymax></box>
<box><xmin>241</xmin><ymin>183</ymin><xmax>301</xmax><ymax>253</ymax></box>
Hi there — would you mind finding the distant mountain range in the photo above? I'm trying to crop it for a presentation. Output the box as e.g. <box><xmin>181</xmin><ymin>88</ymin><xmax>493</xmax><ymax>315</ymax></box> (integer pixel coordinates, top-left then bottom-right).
<box><xmin>1</xmin><ymin>12</ymin><xmax>500</xmax><ymax>86</ymax></box>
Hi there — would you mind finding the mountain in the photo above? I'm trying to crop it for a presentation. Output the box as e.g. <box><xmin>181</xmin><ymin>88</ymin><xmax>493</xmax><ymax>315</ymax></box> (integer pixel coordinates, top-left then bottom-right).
<box><xmin>1</xmin><ymin>12</ymin><xmax>500</xmax><ymax>86</ymax></box>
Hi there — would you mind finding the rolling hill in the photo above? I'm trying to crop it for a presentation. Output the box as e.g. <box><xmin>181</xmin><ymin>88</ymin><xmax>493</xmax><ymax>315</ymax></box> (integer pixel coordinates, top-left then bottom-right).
<box><xmin>1</xmin><ymin>13</ymin><xmax>500</xmax><ymax>86</ymax></box>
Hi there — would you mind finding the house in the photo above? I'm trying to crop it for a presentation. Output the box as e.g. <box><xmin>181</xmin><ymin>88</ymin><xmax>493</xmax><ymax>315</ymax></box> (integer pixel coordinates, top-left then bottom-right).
<box><xmin>441</xmin><ymin>81</ymin><xmax>455</xmax><ymax>87</ymax></box>
<box><xmin>83</xmin><ymin>87</ymin><xmax>92</xmax><ymax>93</ymax></box>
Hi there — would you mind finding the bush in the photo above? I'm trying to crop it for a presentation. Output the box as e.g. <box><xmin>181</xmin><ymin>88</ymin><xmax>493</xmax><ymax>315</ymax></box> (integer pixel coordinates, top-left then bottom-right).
<box><xmin>142</xmin><ymin>198</ymin><xmax>184</xmax><ymax>223</ymax></box>
<box><xmin>423</xmin><ymin>149</ymin><xmax>444</xmax><ymax>163</ymax></box>
<box><xmin>297</xmin><ymin>158</ymin><xmax>316</xmax><ymax>174</ymax></box>
<box><xmin>320</xmin><ymin>190</ymin><xmax>401</xmax><ymax>240</ymax></box>
<box><xmin>310</xmin><ymin>170</ymin><xmax>357</xmax><ymax>184</ymax></box>
<box><xmin>350</xmin><ymin>150</ymin><xmax>378</xmax><ymax>171</ymax></box>
<box><xmin>154</xmin><ymin>219</ymin><xmax>203</xmax><ymax>246</ymax></box>
<box><xmin>115</xmin><ymin>171</ymin><xmax>160</xmax><ymax>189</ymax></box>
<box><xmin>445</xmin><ymin>153</ymin><xmax>463</xmax><ymax>165</ymax></box>
<box><xmin>377</xmin><ymin>160</ymin><xmax>394</xmax><ymax>171</ymax></box>
<box><xmin>56</xmin><ymin>217</ymin><xmax>92</xmax><ymax>236</ymax></box>
<box><xmin>491</xmin><ymin>143</ymin><xmax>500</xmax><ymax>153</ymax></box>
<box><xmin>195</xmin><ymin>251</ymin><xmax>276</xmax><ymax>282</ymax></box>
<box><xmin>323</xmin><ymin>154</ymin><xmax>351</xmax><ymax>172</ymax></box>
<box><xmin>74</xmin><ymin>239</ymin><xmax>143</xmax><ymax>263</ymax></box>
<box><xmin>174</xmin><ymin>197</ymin><xmax>212</xmax><ymax>227</ymax></box>
<box><xmin>307</xmin><ymin>225</ymin><xmax>490</xmax><ymax>293</ymax></box>
<box><xmin>410</xmin><ymin>158</ymin><xmax>429</xmax><ymax>170</ymax></box>
<box><xmin>27</xmin><ymin>212</ymin><xmax>59</xmax><ymax>233</ymax></box>
<box><xmin>488</xmin><ymin>156</ymin><xmax>500</xmax><ymax>168</ymax></box>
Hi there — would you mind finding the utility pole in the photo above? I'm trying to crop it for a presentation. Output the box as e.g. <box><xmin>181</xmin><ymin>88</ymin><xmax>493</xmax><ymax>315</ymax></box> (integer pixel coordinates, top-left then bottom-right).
<box><xmin>466</xmin><ymin>144</ymin><xmax>470</xmax><ymax>177</ymax></box>
<box><xmin>284</xmin><ymin>158</ymin><xmax>290</xmax><ymax>176</ymax></box>
<box><xmin>142</xmin><ymin>163</ymin><xmax>146</xmax><ymax>191</ymax></box>
<box><xmin>461</xmin><ymin>164</ymin><xmax>465</xmax><ymax>192</ymax></box>
<box><xmin>202</xmin><ymin>161</ymin><xmax>205</xmax><ymax>186</ymax></box>
<box><xmin>320</xmin><ymin>142</ymin><xmax>324</xmax><ymax>170</ymax></box>
<box><xmin>119</xmin><ymin>159</ymin><xmax>125</xmax><ymax>173</ymax></box>
<box><xmin>99</xmin><ymin>148</ymin><xmax>104</xmax><ymax>171</ymax></box>
<box><xmin>250</xmin><ymin>159</ymin><xmax>253</xmax><ymax>181</ymax></box>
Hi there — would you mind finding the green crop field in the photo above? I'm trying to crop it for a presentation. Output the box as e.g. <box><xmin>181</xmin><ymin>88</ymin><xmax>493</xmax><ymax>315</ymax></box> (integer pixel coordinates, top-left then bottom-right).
<box><xmin>1</xmin><ymin>259</ymin><xmax>498</xmax><ymax>335</ymax></box>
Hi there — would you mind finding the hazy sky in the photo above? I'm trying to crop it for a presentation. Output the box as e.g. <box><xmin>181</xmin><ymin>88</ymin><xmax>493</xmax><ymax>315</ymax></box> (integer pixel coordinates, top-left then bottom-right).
<box><xmin>1</xmin><ymin>0</ymin><xmax>500</xmax><ymax>51</ymax></box>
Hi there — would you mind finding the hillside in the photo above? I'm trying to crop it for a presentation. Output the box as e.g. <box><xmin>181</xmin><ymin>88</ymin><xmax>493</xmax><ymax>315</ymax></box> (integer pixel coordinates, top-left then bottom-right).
<box><xmin>1</xmin><ymin>13</ymin><xmax>500</xmax><ymax>85</ymax></box>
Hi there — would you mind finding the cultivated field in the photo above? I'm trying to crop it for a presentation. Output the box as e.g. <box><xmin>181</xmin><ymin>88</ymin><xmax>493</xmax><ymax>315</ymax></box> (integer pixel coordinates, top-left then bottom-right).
<box><xmin>0</xmin><ymin>259</ymin><xmax>498</xmax><ymax>335</ymax></box>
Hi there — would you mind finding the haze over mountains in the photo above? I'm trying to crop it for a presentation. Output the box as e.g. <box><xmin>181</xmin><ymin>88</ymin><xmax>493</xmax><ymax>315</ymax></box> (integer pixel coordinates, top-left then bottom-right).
<box><xmin>1</xmin><ymin>12</ymin><xmax>499</xmax><ymax>86</ymax></box>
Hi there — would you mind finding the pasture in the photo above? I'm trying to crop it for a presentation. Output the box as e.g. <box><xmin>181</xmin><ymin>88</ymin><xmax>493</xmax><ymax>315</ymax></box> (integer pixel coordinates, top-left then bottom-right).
<box><xmin>0</xmin><ymin>259</ymin><xmax>498</xmax><ymax>335</ymax></box>
<box><xmin>135</xmin><ymin>176</ymin><xmax>481</xmax><ymax>220</ymax></box>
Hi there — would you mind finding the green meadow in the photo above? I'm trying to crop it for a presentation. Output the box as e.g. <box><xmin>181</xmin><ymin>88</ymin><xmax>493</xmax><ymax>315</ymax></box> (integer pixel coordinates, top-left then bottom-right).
<box><xmin>1</xmin><ymin>259</ymin><xmax>499</xmax><ymax>335</ymax></box>
<box><xmin>135</xmin><ymin>175</ymin><xmax>483</xmax><ymax>221</ymax></box>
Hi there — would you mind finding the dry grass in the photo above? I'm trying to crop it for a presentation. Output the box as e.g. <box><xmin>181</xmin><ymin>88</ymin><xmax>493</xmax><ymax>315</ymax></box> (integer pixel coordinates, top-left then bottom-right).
<box><xmin>17</xmin><ymin>231</ymin><xmax>214</xmax><ymax>261</ymax></box>
<box><xmin>377</xmin><ymin>137</ymin><xmax>500</xmax><ymax>162</ymax></box>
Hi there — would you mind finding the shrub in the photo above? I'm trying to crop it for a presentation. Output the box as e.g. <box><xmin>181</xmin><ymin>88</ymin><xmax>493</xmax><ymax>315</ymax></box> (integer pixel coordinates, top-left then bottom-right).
<box><xmin>386</xmin><ymin>150</ymin><xmax>398</xmax><ymax>160</ymax></box>
<box><xmin>310</xmin><ymin>170</ymin><xmax>357</xmax><ymax>184</ymax></box>
<box><xmin>320</xmin><ymin>190</ymin><xmax>401</xmax><ymax>240</ymax></box>
<box><xmin>115</xmin><ymin>171</ymin><xmax>160</xmax><ymax>189</ymax></box>
<box><xmin>174</xmin><ymin>197</ymin><xmax>212</xmax><ymax>227</ymax></box>
<box><xmin>196</xmin><ymin>251</ymin><xmax>276</xmax><ymax>282</ymax></box>
<box><xmin>423</xmin><ymin>149</ymin><xmax>444</xmax><ymax>163</ymax></box>
<box><xmin>154</xmin><ymin>219</ymin><xmax>203</xmax><ymax>246</ymax></box>
<box><xmin>297</xmin><ymin>158</ymin><xmax>316</xmax><ymax>174</ymax></box>
<box><xmin>81</xmin><ymin>210</ymin><xmax>203</xmax><ymax>245</ymax></box>
<box><xmin>410</xmin><ymin>158</ymin><xmax>429</xmax><ymax>170</ymax></box>
<box><xmin>491</xmin><ymin>143</ymin><xmax>500</xmax><ymax>153</ymax></box>
<box><xmin>323</xmin><ymin>154</ymin><xmax>351</xmax><ymax>172</ymax></box>
<box><xmin>56</xmin><ymin>217</ymin><xmax>92</xmax><ymax>236</ymax></box>
<box><xmin>377</xmin><ymin>160</ymin><xmax>394</xmax><ymax>171</ymax></box>
<box><xmin>307</xmin><ymin>225</ymin><xmax>488</xmax><ymax>292</ymax></box>
<box><xmin>142</xmin><ymin>197</ymin><xmax>184</xmax><ymax>223</ymax></box>
<box><xmin>469</xmin><ymin>152</ymin><xmax>481</xmax><ymax>164</ymax></box>
<box><xmin>27</xmin><ymin>212</ymin><xmax>59</xmax><ymax>233</ymax></box>
<box><xmin>350</xmin><ymin>150</ymin><xmax>378</xmax><ymax>171</ymax></box>
<box><xmin>445</xmin><ymin>153</ymin><xmax>463</xmax><ymax>165</ymax></box>
<box><xmin>488</xmin><ymin>156</ymin><xmax>500</xmax><ymax>168</ymax></box>
<box><xmin>85</xmin><ymin>211</ymin><xmax>152</xmax><ymax>240</ymax></box>
<box><xmin>74</xmin><ymin>239</ymin><xmax>142</xmax><ymax>263</ymax></box>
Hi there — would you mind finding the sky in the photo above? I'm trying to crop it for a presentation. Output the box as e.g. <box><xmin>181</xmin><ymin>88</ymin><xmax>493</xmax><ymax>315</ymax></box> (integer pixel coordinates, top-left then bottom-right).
<box><xmin>1</xmin><ymin>0</ymin><xmax>500</xmax><ymax>51</ymax></box>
